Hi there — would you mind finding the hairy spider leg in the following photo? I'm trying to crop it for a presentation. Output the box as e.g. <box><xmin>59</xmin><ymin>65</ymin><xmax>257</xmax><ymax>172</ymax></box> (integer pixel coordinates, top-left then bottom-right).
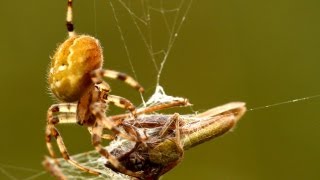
<box><xmin>93</xmin><ymin>81</ymin><xmax>137</xmax><ymax>117</ymax></box>
<box><xmin>46</xmin><ymin>104</ymin><xmax>101</xmax><ymax>175</ymax></box>
<box><xmin>45</xmin><ymin>103</ymin><xmax>77</xmax><ymax>164</ymax></box>
<box><xmin>91</xmin><ymin>83</ymin><xmax>145</xmax><ymax>142</ymax></box>
<box><xmin>90</xmin><ymin>102</ymin><xmax>143</xmax><ymax>178</ymax></box>
<box><xmin>110</xmin><ymin>98</ymin><xmax>190</xmax><ymax>122</ymax></box>
<box><xmin>91</xmin><ymin>69</ymin><xmax>144</xmax><ymax>92</ymax></box>
<box><xmin>45</xmin><ymin>83</ymin><xmax>141</xmax><ymax>175</ymax></box>
<box><xmin>92</xmin><ymin>78</ymin><xmax>144</xmax><ymax>141</ymax></box>
<box><xmin>45</xmin><ymin>102</ymin><xmax>137</xmax><ymax>176</ymax></box>
<box><xmin>107</xmin><ymin>95</ymin><xmax>137</xmax><ymax>115</ymax></box>
<box><xmin>87</xmin><ymin>127</ymin><xmax>115</xmax><ymax>140</ymax></box>
<box><xmin>43</xmin><ymin>156</ymin><xmax>67</xmax><ymax>180</ymax></box>
<box><xmin>66</xmin><ymin>0</ymin><xmax>75</xmax><ymax>37</ymax></box>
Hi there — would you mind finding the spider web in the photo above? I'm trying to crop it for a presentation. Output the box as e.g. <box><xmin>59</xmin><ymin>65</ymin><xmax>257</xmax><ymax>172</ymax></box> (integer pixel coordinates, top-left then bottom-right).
<box><xmin>50</xmin><ymin>1</ymin><xmax>193</xmax><ymax>179</ymax></box>
<box><xmin>106</xmin><ymin>0</ymin><xmax>193</xmax><ymax>107</ymax></box>
<box><xmin>43</xmin><ymin>139</ymin><xmax>135</xmax><ymax>180</ymax></box>
<box><xmin>2</xmin><ymin>0</ymin><xmax>320</xmax><ymax>179</ymax></box>
<box><xmin>109</xmin><ymin>0</ymin><xmax>192</xmax><ymax>82</ymax></box>
<box><xmin>0</xmin><ymin>0</ymin><xmax>194</xmax><ymax>179</ymax></box>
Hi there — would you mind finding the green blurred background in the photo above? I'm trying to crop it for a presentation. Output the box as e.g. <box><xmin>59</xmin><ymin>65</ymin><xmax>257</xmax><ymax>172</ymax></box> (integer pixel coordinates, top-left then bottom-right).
<box><xmin>1</xmin><ymin>0</ymin><xmax>320</xmax><ymax>179</ymax></box>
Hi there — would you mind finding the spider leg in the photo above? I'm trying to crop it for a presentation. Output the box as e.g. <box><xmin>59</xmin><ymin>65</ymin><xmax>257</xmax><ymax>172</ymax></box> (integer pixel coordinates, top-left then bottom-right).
<box><xmin>90</xmin><ymin>102</ymin><xmax>143</xmax><ymax>178</ymax></box>
<box><xmin>90</xmin><ymin>102</ymin><xmax>138</xmax><ymax>141</ymax></box>
<box><xmin>94</xmin><ymin>81</ymin><xmax>137</xmax><ymax>116</ymax></box>
<box><xmin>91</xmin><ymin>69</ymin><xmax>144</xmax><ymax>92</ymax></box>
<box><xmin>137</xmin><ymin>98</ymin><xmax>190</xmax><ymax>115</ymax></box>
<box><xmin>104</xmin><ymin>94</ymin><xmax>151</xmax><ymax>141</ymax></box>
<box><xmin>43</xmin><ymin>156</ymin><xmax>67</xmax><ymax>180</ymax></box>
<box><xmin>45</xmin><ymin>103</ymin><xmax>77</xmax><ymax>164</ymax></box>
<box><xmin>110</xmin><ymin>98</ymin><xmax>190</xmax><ymax>122</ymax></box>
<box><xmin>66</xmin><ymin>0</ymin><xmax>75</xmax><ymax>37</ymax></box>
<box><xmin>93</xmin><ymin>82</ymin><xmax>141</xmax><ymax>141</ymax></box>
<box><xmin>87</xmin><ymin>127</ymin><xmax>115</xmax><ymax>140</ymax></box>
<box><xmin>121</xmin><ymin>123</ymin><xmax>146</xmax><ymax>141</ymax></box>
<box><xmin>46</xmin><ymin>104</ymin><xmax>101</xmax><ymax>175</ymax></box>
<box><xmin>106</xmin><ymin>94</ymin><xmax>137</xmax><ymax>116</ymax></box>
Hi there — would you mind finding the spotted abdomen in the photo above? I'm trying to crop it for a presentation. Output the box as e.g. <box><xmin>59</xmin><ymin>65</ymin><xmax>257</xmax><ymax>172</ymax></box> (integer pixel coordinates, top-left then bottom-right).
<box><xmin>48</xmin><ymin>35</ymin><xmax>103</xmax><ymax>102</ymax></box>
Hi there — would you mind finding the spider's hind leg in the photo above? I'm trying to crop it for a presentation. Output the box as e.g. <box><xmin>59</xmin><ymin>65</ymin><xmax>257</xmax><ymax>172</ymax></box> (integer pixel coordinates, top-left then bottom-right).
<box><xmin>45</xmin><ymin>103</ymin><xmax>77</xmax><ymax>164</ymax></box>
<box><xmin>45</xmin><ymin>103</ymin><xmax>101</xmax><ymax>175</ymax></box>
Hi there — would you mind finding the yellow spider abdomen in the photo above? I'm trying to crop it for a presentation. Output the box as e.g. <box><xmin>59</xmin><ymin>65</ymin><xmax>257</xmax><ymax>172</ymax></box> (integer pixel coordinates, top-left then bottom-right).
<box><xmin>49</xmin><ymin>35</ymin><xmax>103</xmax><ymax>102</ymax></box>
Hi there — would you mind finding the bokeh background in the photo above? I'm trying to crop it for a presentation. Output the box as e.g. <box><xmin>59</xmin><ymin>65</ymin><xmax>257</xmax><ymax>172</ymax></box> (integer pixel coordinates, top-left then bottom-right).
<box><xmin>1</xmin><ymin>0</ymin><xmax>320</xmax><ymax>179</ymax></box>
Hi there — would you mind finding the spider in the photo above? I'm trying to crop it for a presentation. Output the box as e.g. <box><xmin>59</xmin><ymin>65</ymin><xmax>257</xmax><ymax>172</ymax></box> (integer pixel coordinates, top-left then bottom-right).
<box><xmin>45</xmin><ymin>1</ymin><xmax>245</xmax><ymax>179</ymax></box>
<box><xmin>46</xmin><ymin>0</ymin><xmax>148</xmax><ymax>177</ymax></box>
<box><xmin>46</xmin><ymin>0</ymin><xmax>191</xmax><ymax>178</ymax></box>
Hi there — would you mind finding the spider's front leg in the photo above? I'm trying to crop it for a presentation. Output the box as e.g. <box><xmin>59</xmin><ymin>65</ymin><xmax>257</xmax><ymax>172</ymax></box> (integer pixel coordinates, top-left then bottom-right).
<box><xmin>90</xmin><ymin>102</ymin><xmax>143</xmax><ymax>178</ymax></box>
<box><xmin>110</xmin><ymin>98</ymin><xmax>190</xmax><ymax>122</ymax></box>
<box><xmin>45</xmin><ymin>103</ymin><xmax>101</xmax><ymax>175</ymax></box>
<box><xmin>91</xmin><ymin>69</ymin><xmax>144</xmax><ymax>92</ymax></box>
<box><xmin>106</xmin><ymin>94</ymin><xmax>137</xmax><ymax>117</ymax></box>
<box><xmin>93</xmin><ymin>78</ymin><xmax>138</xmax><ymax>116</ymax></box>
<box><xmin>93</xmin><ymin>81</ymin><xmax>143</xmax><ymax>140</ymax></box>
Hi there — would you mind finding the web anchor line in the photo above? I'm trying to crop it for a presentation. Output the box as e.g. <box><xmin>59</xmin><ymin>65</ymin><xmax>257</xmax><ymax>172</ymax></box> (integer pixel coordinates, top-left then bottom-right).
<box><xmin>248</xmin><ymin>94</ymin><xmax>320</xmax><ymax>112</ymax></box>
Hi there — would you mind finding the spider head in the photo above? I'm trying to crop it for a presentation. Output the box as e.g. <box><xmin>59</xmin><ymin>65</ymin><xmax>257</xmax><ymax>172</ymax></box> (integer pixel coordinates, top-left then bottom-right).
<box><xmin>48</xmin><ymin>35</ymin><xmax>103</xmax><ymax>102</ymax></box>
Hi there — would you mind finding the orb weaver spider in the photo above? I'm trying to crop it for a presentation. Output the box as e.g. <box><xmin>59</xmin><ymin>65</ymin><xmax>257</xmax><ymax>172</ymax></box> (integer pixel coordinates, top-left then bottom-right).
<box><xmin>45</xmin><ymin>1</ymin><xmax>244</xmax><ymax>179</ymax></box>
<box><xmin>46</xmin><ymin>0</ymin><xmax>148</xmax><ymax>177</ymax></box>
